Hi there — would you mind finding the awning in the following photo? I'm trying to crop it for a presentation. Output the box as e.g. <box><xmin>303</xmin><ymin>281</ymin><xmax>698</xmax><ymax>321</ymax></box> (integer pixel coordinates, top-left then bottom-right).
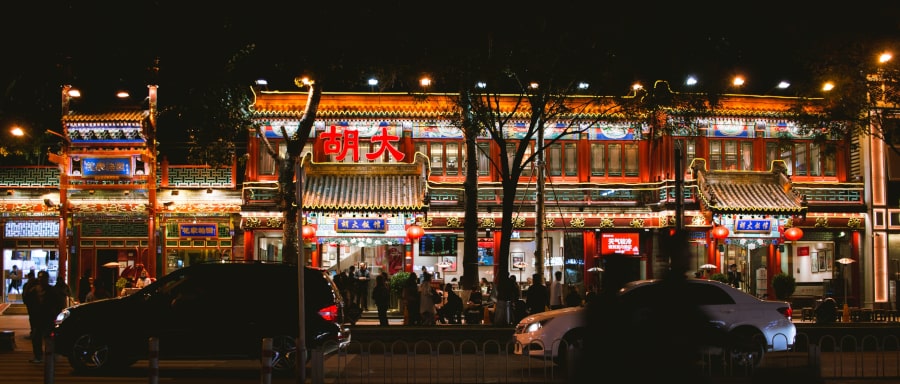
<box><xmin>301</xmin><ymin>153</ymin><xmax>429</xmax><ymax>212</ymax></box>
<box><xmin>693</xmin><ymin>159</ymin><xmax>807</xmax><ymax>215</ymax></box>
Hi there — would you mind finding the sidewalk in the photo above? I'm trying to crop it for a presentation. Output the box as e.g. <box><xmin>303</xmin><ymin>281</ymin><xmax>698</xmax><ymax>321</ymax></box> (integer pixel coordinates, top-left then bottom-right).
<box><xmin>0</xmin><ymin>312</ymin><xmax>32</xmax><ymax>356</ymax></box>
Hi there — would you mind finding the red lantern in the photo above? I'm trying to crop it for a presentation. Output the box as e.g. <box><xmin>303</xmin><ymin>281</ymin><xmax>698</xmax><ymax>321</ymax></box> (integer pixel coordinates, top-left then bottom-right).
<box><xmin>711</xmin><ymin>225</ymin><xmax>730</xmax><ymax>240</ymax></box>
<box><xmin>406</xmin><ymin>224</ymin><xmax>425</xmax><ymax>241</ymax></box>
<box><xmin>301</xmin><ymin>225</ymin><xmax>317</xmax><ymax>241</ymax></box>
<box><xmin>784</xmin><ymin>227</ymin><xmax>803</xmax><ymax>241</ymax></box>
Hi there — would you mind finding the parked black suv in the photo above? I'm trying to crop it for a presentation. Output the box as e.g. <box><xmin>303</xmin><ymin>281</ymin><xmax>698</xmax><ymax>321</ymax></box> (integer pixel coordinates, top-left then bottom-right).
<box><xmin>52</xmin><ymin>261</ymin><xmax>351</xmax><ymax>374</ymax></box>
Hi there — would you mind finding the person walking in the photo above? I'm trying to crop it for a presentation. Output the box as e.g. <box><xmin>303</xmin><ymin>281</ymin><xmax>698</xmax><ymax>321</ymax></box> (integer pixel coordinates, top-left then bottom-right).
<box><xmin>525</xmin><ymin>273</ymin><xmax>549</xmax><ymax>315</ymax></box>
<box><xmin>549</xmin><ymin>270</ymin><xmax>564</xmax><ymax>310</ymax></box>
<box><xmin>402</xmin><ymin>272</ymin><xmax>420</xmax><ymax>325</ymax></box>
<box><xmin>355</xmin><ymin>263</ymin><xmax>371</xmax><ymax>310</ymax></box>
<box><xmin>26</xmin><ymin>270</ymin><xmax>65</xmax><ymax>363</ymax></box>
<box><xmin>419</xmin><ymin>272</ymin><xmax>437</xmax><ymax>325</ymax></box>
<box><xmin>727</xmin><ymin>264</ymin><xmax>742</xmax><ymax>289</ymax></box>
<box><xmin>7</xmin><ymin>265</ymin><xmax>22</xmax><ymax>295</ymax></box>
<box><xmin>21</xmin><ymin>270</ymin><xmax>37</xmax><ymax>339</ymax></box>
<box><xmin>77</xmin><ymin>270</ymin><xmax>91</xmax><ymax>303</ymax></box>
<box><xmin>372</xmin><ymin>274</ymin><xmax>391</xmax><ymax>326</ymax></box>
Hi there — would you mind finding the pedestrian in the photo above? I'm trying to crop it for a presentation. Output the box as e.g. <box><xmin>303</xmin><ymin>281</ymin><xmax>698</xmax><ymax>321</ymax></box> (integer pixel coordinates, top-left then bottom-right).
<box><xmin>525</xmin><ymin>273</ymin><xmax>549</xmax><ymax>315</ymax></box>
<box><xmin>345</xmin><ymin>265</ymin><xmax>358</xmax><ymax>308</ymax></box>
<box><xmin>438</xmin><ymin>283</ymin><xmax>463</xmax><ymax>324</ymax></box>
<box><xmin>26</xmin><ymin>270</ymin><xmax>65</xmax><ymax>363</ymax></box>
<box><xmin>135</xmin><ymin>267</ymin><xmax>153</xmax><ymax>288</ymax></box>
<box><xmin>372</xmin><ymin>274</ymin><xmax>391</xmax><ymax>326</ymax></box>
<box><xmin>549</xmin><ymin>270</ymin><xmax>564</xmax><ymax>310</ymax></box>
<box><xmin>7</xmin><ymin>265</ymin><xmax>22</xmax><ymax>295</ymax></box>
<box><xmin>402</xmin><ymin>272</ymin><xmax>420</xmax><ymax>325</ymax></box>
<box><xmin>20</xmin><ymin>270</ymin><xmax>37</xmax><ymax>339</ymax></box>
<box><xmin>419</xmin><ymin>272</ymin><xmax>438</xmax><ymax>325</ymax></box>
<box><xmin>77</xmin><ymin>270</ymin><xmax>91</xmax><ymax>303</ymax></box>
<box><xmin>85</xmin><ymin>279</ymin><xmax>112</xmax><ymax>302</ymax></box>
<box><xmin>565</xmin><ymin>285</ymin><xmax>582</xmax><ymax>307</ymax></box>
<box><xmin>355</xmin><ymin>262</ymin><xmax>371</xmax><ymax>310</ymax></box>
<box><xmin>727</xmin><ymin>264</ymin><xmax>742</xmax><ymax>289</ymax></box>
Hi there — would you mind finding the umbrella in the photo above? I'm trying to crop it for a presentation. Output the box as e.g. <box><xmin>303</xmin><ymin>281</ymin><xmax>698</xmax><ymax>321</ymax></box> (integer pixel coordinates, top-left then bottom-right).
<box><xmin>699</xmin><ymin>264</ymin><xmax>718</xmax><ymax>270</ymax></box>
<box><xmin>587</xmin><ymin>267</ymin><xmax>604</xmax><ymax>272</ymax></box>
<box><xmin>102</xmin><ymin>262</ymin><xmax>120</xmax><ymax>268</ymax></box>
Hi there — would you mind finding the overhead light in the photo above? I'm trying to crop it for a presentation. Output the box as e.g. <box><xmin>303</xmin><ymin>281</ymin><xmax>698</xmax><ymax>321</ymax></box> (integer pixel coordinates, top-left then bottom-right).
<box><xmin>5</xmin><ymin>190</ymin><xmax>12</xmax><ymax>196</ymax></box>
<box><xmin>67</xmin><ymin>88</ymin><xmax>81</xmax><ymax>98</ymax></box>
<box><xmin>44</xmin><ymin>198</ymin><xmax>55</xmax><ymax>208</ymax></box>
<box><xmin>89</xmin><ymin>190</ymin><xmax>95</xmax><ymax>195</ymax></box>
<box><xmin>116</xmin><ymin>90</ymin><xmax>130</xmax><ymax>98</ymax></box>
<box><xmin>123</xmin><ymin>190</ymin><xmax>130</xmax><ymax>196</ymax></box>
<box><xmin>171</xmin><ymin>190</ymin><xmax>179</xmax><ymax>196</ymax></box>
<box><xmin>206</xmin><ymin>188</ymin><xmax>213</xmax><ymax>194</ymax></box>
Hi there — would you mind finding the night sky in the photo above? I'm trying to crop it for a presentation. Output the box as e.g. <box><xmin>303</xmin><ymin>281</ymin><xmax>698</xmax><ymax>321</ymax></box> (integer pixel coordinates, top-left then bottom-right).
<box><xmin>2</xmin><ymin>2</ymin><xmax>899</xmax><ymax>102</ymax></box>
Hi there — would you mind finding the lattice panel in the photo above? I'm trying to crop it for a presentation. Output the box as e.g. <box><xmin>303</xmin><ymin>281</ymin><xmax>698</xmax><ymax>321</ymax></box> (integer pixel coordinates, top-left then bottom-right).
<box><xmin>0</xmin><ymin>167</ymin><xmax>60</xmax><ymax>187</ymax></box>
<box><xmin>81</xmin><ymin>220</ymin><xmax>148</xmax><ymax>238</ymax></box>
<box><xmin>165</xmin><ymin>167</ymin><xmax>233</xmax><ymax>187</ymax></box>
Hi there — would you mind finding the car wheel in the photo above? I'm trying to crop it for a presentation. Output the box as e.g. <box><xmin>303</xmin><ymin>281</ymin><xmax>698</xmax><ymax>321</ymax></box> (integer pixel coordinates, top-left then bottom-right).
<box><xmin>67</xmin><ymin>333</ymin><xmax>119</xmax><ymax>373</ymax></box>
<box><xmin>727</xmin><ymin>330</ymin><xmax>766</xmax><ymax>368</ymax></box>
<box><xmin>271</xmin><ymin>335</ymin><xmax>298</xmax><ymax>373</ymax></box>
<box><xmin>553</xmin><ymin>328</ymin><xmax>585</xmax><ymax>367</ymax></box>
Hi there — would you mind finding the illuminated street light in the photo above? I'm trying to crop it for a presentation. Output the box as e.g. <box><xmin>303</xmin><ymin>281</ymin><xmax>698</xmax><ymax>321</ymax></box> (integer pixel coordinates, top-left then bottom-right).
<box><xmin>732</xmin><ymin>76</ymin><xmax>745</xmax><ymax>87</ymax></box>
<box><xmin>879</xmin><ymin>52</ymin><xmax>892</xmax><ymax>64</ymax></box>
<box><xmin>685</xmin><ymin>76</ymin><xmax>698</xmax><ymax>86</ymax></box>
<box><xmin>822</xmin><ymin>82</ymin><xmax>835</xmax><ymax>92</ymax></box>
<box><xmin>777</xmin><ymin>81</ymin><xmax>791</xmax><ymax>89</ymax></box>
<box><xmin>10</xmin><ymin>126</ymin><xmax>24</xmax><ymax>137</ymax></box>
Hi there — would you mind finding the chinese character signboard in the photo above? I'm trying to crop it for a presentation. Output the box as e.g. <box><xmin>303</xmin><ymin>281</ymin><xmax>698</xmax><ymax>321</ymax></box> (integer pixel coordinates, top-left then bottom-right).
<box><xmin>734</xmin><ymin>219</ymin><xmax>772</xmax><ymax>233</ymax></box>
<box><xmin>179</xmin><ymin>223</ymin><xmax>218</xmax><ymax>238</ymax></box>
<box><xmin>81</xmin><ymin>157</ymin><xmax>131</xmax><ymax>177</ymax></box>
<box><xmin>600</xmin><ymin>232</ymin><xmax>640</xmax><ymax>256</ymax></box>
<box><xmin>335</xmin><ymin>218</ymin><xmax>387</xmax><ymax>233</ymax></box>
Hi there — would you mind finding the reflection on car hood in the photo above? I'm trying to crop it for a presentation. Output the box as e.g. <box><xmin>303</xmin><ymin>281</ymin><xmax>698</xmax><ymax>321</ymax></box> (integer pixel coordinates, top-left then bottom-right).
<box><xmin>518</xmin><ymin>306</ymin><xmax>583</xmax><ymax>324</ymax></box>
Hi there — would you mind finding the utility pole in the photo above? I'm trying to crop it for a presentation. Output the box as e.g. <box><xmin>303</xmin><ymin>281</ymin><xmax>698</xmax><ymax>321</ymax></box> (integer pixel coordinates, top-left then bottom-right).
<box><xmin>534</xmin><ymin>118</ymin><xmax>545</xmax><ymax>281</ymax></box>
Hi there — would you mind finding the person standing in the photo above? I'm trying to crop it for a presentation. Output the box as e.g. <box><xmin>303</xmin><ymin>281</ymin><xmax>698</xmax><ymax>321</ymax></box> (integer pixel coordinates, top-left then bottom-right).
<box><xmin>402</xmin><ymin>272</ymin><xmax>420</xmax><ymax>325</ymax></box>
<box><xmin>525</xmin><ymin>273</ymin><xmax>549</xmax><ymax>315</ymax></box>
<box><xmin>26</xmin><ymin>270</ymin><xmax>65</xmax><ymax>363</ymax></box>
<box><xmin>727</xmin><ymin>264</ymin><xmax>742</xmax><ymax>289</ymax></box>
<box><xmin>372</xmin><ymin>274</ymin><xmax>391</xmax><ymax>326</ymax></box>
<box><xmin>21</xmin><ymin>270</ymin><xmax>37</xmax><ymax>340</ymax></box>
<box><xmin>135</xmin><ymin>268</ymin><xmax>153</xmax><ymax>288</ymax></box>
<box><xmin>355</xmin><ymin>263</ymin><xmax>371</xmax><ymax>310</ymax></box>
<box><xmin>77</xmin><ymin>270</ymin><xmax>91</xmax><ymax>303</ymax></box>
<box><xmin>419</xmin><ymin>272</ymin><xmax>437</xmax><ymax>325</ymax></box>
<box><xmin>549</xmin><ymin>270</ymin><xmax>564</xmax><ymax>310</ymax></box>
<box><xmin>7</xmin><ymin>265</ymin><xmax>22</xmax><ymax>295</ymax></box>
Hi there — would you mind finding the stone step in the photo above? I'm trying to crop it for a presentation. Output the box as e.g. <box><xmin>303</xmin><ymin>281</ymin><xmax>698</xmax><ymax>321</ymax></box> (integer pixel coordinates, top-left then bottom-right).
<box><xmin>3</xmin><ymin>304</ymin><xmax>27</xmax><ymax>315</ymax></box>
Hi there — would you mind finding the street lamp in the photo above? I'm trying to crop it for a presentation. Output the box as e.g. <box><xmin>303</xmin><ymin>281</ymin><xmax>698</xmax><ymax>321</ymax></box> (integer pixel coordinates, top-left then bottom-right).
<box><xmin>837</xmin><ymin>257</ymin><xmax>856</xmax><ymax>321</ymax></box>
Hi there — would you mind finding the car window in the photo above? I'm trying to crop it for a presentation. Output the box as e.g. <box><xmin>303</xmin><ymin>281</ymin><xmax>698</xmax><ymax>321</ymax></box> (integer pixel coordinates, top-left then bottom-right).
<box><xmin>686</xmin><ymin>283</ymin><xmax>736</xmax><ymax>306</ymax></box>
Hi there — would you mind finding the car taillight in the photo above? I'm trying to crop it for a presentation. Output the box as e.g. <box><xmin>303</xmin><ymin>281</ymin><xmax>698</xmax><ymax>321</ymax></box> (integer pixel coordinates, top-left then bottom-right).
<box><xmin>318</xmin><ymin>304</ymin><xmax>339</xmax><ymax>322</ymax></box>
<box><xmin>778</xmin><ymin>306</ymin><xmax>792</xmax><ymax>321</ymax></box>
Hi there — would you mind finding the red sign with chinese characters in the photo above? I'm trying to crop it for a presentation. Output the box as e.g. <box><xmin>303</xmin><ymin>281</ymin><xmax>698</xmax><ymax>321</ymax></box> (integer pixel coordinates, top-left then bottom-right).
<box><xmin>601</xmin><ymin>233</ymin><xmax>640</xmax><ymax>256</ymax></box>
<box><xmin>321</xmin><ymin>125</ymin><xmax>405</xmax><ymax>162</ymax></box>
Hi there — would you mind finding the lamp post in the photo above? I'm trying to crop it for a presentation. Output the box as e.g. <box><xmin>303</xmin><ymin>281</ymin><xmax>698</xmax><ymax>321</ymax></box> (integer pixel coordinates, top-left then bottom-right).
<box><xmin>836</xmin><ymin>257</ymin><xmax>856</xmax><ymax>322</ymax></box>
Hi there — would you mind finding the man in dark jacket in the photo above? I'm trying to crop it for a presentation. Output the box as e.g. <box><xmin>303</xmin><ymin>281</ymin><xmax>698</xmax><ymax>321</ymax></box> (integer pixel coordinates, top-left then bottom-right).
<box><xmin>25</xmin><ymin>270</ymin><xmax>65</xmax><ymax>363</ymax></box>
<box><xmin>525</xmin><ymin>273</ymin><xmax>549</xmax><ymax>315</ymax></box>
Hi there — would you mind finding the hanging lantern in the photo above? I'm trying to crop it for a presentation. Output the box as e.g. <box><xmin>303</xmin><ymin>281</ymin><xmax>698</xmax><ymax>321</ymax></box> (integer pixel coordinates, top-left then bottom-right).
<box><xmin>301</xmin><ymin>225</ymin><xmax>317</xmax><ymax>241</ymax></box>
<box><xmin>711</xmin><ymin>225</ymin><xmax>730</xmax><ymax>240</ymax></box>
<box><xmin>784</xmin><ymin>227</ymin><xmax>804</xmax><ymax>241</ymax></box>
<box><xmin>406</xmin><ymin>223</ymin><xmax>425</xmax><ymax>241</ymax></box>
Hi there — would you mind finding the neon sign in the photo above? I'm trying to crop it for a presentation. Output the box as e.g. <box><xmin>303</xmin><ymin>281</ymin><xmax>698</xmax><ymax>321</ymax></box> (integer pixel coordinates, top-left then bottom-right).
<box><xmin>321</xmin><ymin>125</ymin><xmax>405</xmax><ymax>162</ymax></box>
<box><xmin>601</xmin><ymin>232</ymin><xmax>640</xmax><ymax>256</ymax></box>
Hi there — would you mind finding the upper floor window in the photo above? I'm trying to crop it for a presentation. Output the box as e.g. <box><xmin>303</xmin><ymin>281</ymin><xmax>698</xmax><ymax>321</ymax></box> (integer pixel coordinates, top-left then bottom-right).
<box><xmin>259</xmin><ymin>142</ymin><xmax>289</xmax><ymax>176</ymax></box>
<box><xmin>676</xmin><ymin>138</ymin><xmax>696</xmax><ymax>177</ymax></box>
<box><xmin>766</xmin><ymin>141</ymin><xmax>834</xmax><ymax>177</ymax></box>
<box><xmin>505</xmin><ymin>142</ymin><xmax>534</xmax><ymax>178</ymax></box>
<box><xmin>590</xmin><ymin>142</ymin><xmax>639</xmax><ymax>178</ymax></box>
<box><xmin>547</xmin><ymin>142</ymin><xmax>578</xmax><ymax>178</ymax></box>
<box><xmin>415</xmin><ymin>141</ymin><xmax>463</xmax><ymax>177</ymax></box>
<box><xmin>708</xmin><ymin>139</ymin><xmax>752</xmax><ymax>171</ymax></box>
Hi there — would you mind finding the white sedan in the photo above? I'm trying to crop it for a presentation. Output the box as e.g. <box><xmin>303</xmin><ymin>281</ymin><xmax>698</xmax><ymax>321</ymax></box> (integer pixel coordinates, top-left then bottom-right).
<box><xmin>513</xmin><ymin>278</ymin><xmax>796</xmax><ymax>367</ymax></box>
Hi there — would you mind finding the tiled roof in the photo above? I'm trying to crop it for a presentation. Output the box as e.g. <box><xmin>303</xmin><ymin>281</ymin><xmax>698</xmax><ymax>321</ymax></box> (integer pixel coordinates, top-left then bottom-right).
<box><xmin>693</xmin><ymin>160</ymin><xmax>807</xmax><ymax>215</ymax></box>
<box><xmin>62</xmin><ymin>111</ymin><xmax>147</xmax><ymax>124</ymax></box>
<box><xmin>301</xmin><ymin>153</ymin><xmax>429</xmax><ymax>212</ymax></box>
<box><xmin>303</xmin><ymin>173</ymin><xmax>427</xmax><ymax>211</ymax></box>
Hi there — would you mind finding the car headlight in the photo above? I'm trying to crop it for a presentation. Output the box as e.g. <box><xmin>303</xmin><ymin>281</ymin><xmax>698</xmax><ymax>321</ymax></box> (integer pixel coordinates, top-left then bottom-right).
<box><xmin>55</xmin><ymin>309</ymin><xmax>70</xmax><ymax>325</ymax></box>
<box><xmin>524</xmin><ymin>322</ymin><xmax>542</xmax><ymax>333</ymax></box>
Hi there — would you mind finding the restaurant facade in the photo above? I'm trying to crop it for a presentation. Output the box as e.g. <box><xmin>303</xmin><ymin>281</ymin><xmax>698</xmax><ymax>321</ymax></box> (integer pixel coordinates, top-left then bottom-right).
<box><xmin>1</xmin><ymin>83</ymin><xmax>890</xmax><ymax>313</ymax></box>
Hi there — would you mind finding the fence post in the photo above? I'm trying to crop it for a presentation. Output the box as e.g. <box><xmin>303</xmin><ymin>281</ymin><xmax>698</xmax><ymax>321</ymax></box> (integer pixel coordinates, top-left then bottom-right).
<box><xmin>44</xmin><ymin>335</ymin><xmax>54</xmax><ymax>384</ymax></box>
<box><xmin>261</xmin><ymin>337</ymin><xmax>273</xmax><ymax>384</ymax></box>
<box><xmin>149</xmin><ymin>337</ymin><xmax>159</xmax><ymax>384</ymax></box>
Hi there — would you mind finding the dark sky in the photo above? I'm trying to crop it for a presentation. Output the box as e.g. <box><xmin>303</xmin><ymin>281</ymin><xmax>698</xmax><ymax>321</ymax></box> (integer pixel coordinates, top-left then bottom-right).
<box><xmin>2</xmin><ymin>2</ymin><xmax>900</xmax><ymax>100</ymax></box>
